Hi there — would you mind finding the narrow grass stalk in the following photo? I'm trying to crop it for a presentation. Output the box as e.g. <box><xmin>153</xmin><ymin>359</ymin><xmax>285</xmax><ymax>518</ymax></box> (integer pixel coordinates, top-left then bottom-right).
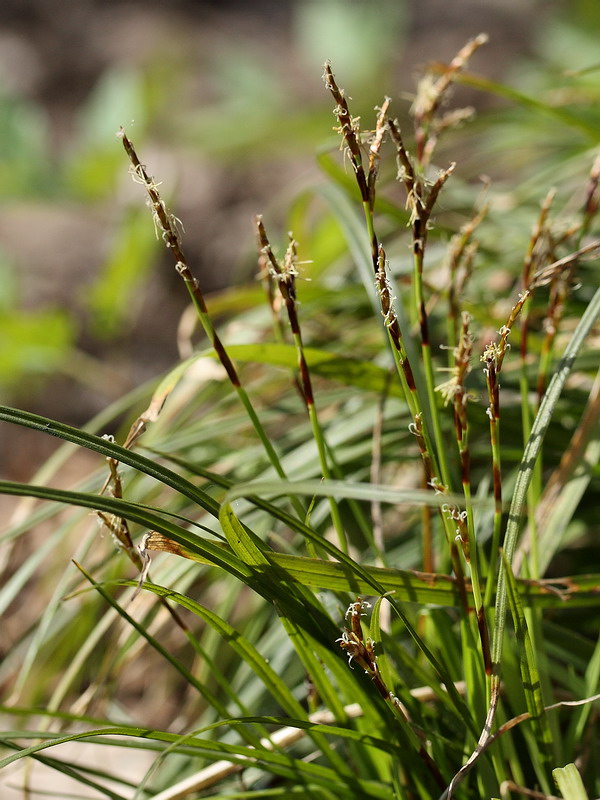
<box><xmin>482</xmin><ymin>277</ymin><xmax>546</xmax><ymax>602</ymax></box>
<box><xmin>324</xmin><ymin>438</ymin><xmax>376</xmax><ymax>551</ymax></box>
<box><xmin>501</xmin><ymin>551</ymin><xmax>554</xmax><ymax>789</ymax></box>
<box><xmin>399</xmin><ymin>33</ymin><xmax>488</xmax><ymax>489</ymax></box>
<box><xmin>437</xmin><ymin>312</ymin><xmax>490</xmax><ymax>676</ymax></box>
<box><xmin>374</xmin><ymin>245</ymin><xmax>421</xmax><ymax>422</ymax></box>
<box><xmin>338</xmin><ymin>599</ymin><xmax>447</xmax><ymax>791</ymax></box>
<box><xmin>447</xmin><ymin>284</ymin><xmax>600</xmax><ymax>800</ymax></box>
<box><xmin>392</xmin><ymin>118</ymin><xmax>455</xmax><ymax>490</ymax></box>
<box><xmin>323</xmin><ymin>64</ymin><xmax>440</xmax><ymax>478</ymax></box>
<box><xmin>374</xmin><ymin>245</ymin><xmax>468</xmax><ymax>595</ymax></box>
<box><xmin>370</xmin><ymin>387</ymin><xmax>389</xmax><ymax>565</ymax></box>
<box><xmin>256</xmin><ymin>217</ymin><xmax>348</xmax><ymax>553</ymax></box>
<box><xmin>118</xmin><ymin>130</ymin><xmax>305</xmax><ymax>519</ymax></box>
<box><xmin>145</xmin><ymin>682</ymin><xmax>466</xmax><ymax>800</ymax></box>
<box><xmin>482</xmin><ymin>341</ymin><xmax>503</xmax><ymax>607</ymax></box>
<box><xmin>519</xmin><ymin>188</ymin><xmax>556</xmax><ymax>581</ymax></box>
<box><xmin>322</xmin><ymin>62</ymin><xmax>380</xmax><ymax>274</ymax></box>
<box><xmin>322</xmin><ymin>65</ymin><xmax>466</xmax><ymax>582</ymax></box>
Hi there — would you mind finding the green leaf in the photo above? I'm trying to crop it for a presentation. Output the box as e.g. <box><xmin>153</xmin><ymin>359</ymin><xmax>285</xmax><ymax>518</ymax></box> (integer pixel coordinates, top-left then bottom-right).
<box><xmin>0</xmin><ymin>405</ymin><xmax>222</xmax><ymax>515</ymax></box>
<box><xmin>216</xmin><ymin>486</ymin><xmax>394</xmax><ymax>750</ymax></box>
<box><xmin>369</xmin><ymin>596</ymin><xmax>396</xmax><ymax>694</ymax></box>
<box><xmin>501</xmin><ymin>551</ymin><xmax>554</xmax><ymax>785</ymax></box>
<box><xmin>134</xmin><ymin>581</ymin><xmax>327</xmax><ymax>727</ymax></box>
<box><xmin>210</xmin><ymin>342</ymin><xmax>405</xmax><ymax>397</ymax></box>
<box><xmin>0</xmin><ymin>725</ymin><xmax>396</xmax><ymax>799</ymax></box>
<box><xmin>144</xmin><ymin>535</ymin><xmax>600</xmax><ymax>609</ymax></box>
<box><xmin>224</xmin><ymin>477</ymin><xmax>475</xmax><ymax>508</ymax></box>
<box><xmin>532</xmin><ymin>369</ymin><xmax>600</xmax><ymax>574</ymax></box>
<box><xmin>0</xmin><ymin>479</ymin><xmax>248</xmax><ymax>579</ymax></box>
<box><xmin>0</xmin><ymin>736</ymin><xmax>132</xmax><ymax>798</ymax></box>
<box><xmin>553</xmin><ymin>763</ymin><xmax>590</xmax><ymax>800</ymax></box>
<box><xmin>219</xmin><ymin>492</ymin><xmax>477</xmax><ymax>737</ymax></box>
<box><xmin>491</xmin><ymin>286</ymin><xmax>600</xmax><ymax>697</ymax></box>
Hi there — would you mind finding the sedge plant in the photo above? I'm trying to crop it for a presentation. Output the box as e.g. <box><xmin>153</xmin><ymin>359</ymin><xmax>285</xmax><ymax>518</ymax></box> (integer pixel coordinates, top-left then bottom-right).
<box><xmin>1</xmin><ymin>36</ymin><xmax>599</xmax><ymax>800</ymax></box>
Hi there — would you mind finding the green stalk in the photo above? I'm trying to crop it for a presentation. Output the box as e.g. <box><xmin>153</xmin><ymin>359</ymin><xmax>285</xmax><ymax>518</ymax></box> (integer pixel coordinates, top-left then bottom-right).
<box><xmin>410</xmin><ymin>188</ymin><xmax>454</xmax><ymax>492</ymax></box>
<box><xmin>177</xmin><ymin>260</ymin><xmax>307</xmax><ymax>521</ymax></box>
<box><xmin>387</xmin><ymin>118</ymin><xmax>455</xmax><ymax>489</ymax></box>
<box><xmin>421</xmin><ymin>329</ymin><xmax>452</xmax><ymax>489</ymax></box>
<box><xmin>257</xmin><ymin>219</ymin><xmax>347</xmax><ymax>553</ymax></box>
<box><xmin>519</xmin><ymin>324</ymin><xmax>542</xmax><ymax>582</ymax></box>
<box><xmin>375</xmin><ymin>252</ymin><xmax>441</xmax><ymax>481</ymax></box>
<box><xmin>483</xmin><ymin>355</ymin><xmax>503</xmax><ymax>608</ymax></box>
<box><xmin>375</xmin><ymin>247</ymin><xmax>469</xmax><ymax>602</ymax></box>
<box><xmin>460</xmin><ymin>443</ymin><xmax>489</xmax><ymax>665</ymax></box>
<box><xmin>324</xmin><ymin>66</ymin><xmax>469</xmax><ymax>592</ymax></box>
<box><xmin>118</xmin><ymin>130</ymin><xmax>304</xmax><ymax>519</ymax></box>
<box><xmin>326</xmin><ymin>437</ymin><xmax>376</xmax><ymax>552</ymax></box>
<box><xmin>306</xmin><ymin>398</ymin><xmax>348</xmax><ymax>553</ymax></box>
<box><xmin>438</xmin><ymin>312</ymin><xmax>491</xmax><ymax>679</ymax></box>
<box><xmin>323</xmin><ymin>67</ymin><xmax>442</xmax><ymax>482</ymax></box>
<box><xmin>488</xmin><ymin>284</ymin><xmax>600</xmax><ymax>744</ymax></box>
<box><xmin>481</xmin><ymin>279</ymin><xmax>542</xmax><ymax>605</ymax></box>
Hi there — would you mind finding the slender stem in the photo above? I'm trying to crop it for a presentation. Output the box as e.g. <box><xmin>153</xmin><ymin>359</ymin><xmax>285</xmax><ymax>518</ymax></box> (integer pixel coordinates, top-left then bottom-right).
<box><xmin>324</xmin><ymin>65</ymin><xmax>471</xmax><ymax>592</ymax></box>
<box><xmin>483</xmin><ymin>354</ymin><xmax>503</xmax><ymax>608</ymax></box>
<box><xmin>340</xmin><ymin>599</ymin><xmax>447</xmax><ymax>791</ymax></box>
<box><xmin>376</xmin><ymin>246</ymin><xmax>464</xmax><ymax>586</ymax></box>
<box><xmin>326</xmin><ymin>437</ymin><xmax>376</xmax><ymax>552</ymax></box>
<box><xmin>118</xmin><ymin>129</ymin><xmax>305</xmax><ymax>519</ymax></box>
<box><xmin>481</xmin><ymin>239</ymin><xmax>600</xmax><ymax>601</ymax></box>
<box><xmin>519</xmin><ymin>189</ymin><xmax>555</xmax><ymax>580</ymax></box>
<box><xmin>489</xmin><ymin>284</ymin><xmax>600</xmax><ymax>740</ymax></box>
<box><xmin>257</xmin><ymin>219</ymin><xmax>348</xmax><ymax>553</ymax></box>
<box><xmin>388</xmin><ymin>118</ymin><xmax>455</xmax><ymax>490</ymax></box>
<box><xmin>438</xmin><ymin>313</ymin><xmax>491</xmax><ymax>674</ymax></box>
<box><xmin>410</xmin><ymin>170</ymin><xmax>455</xmax><ymax>491</ymax></box>
<box><xmin>306</xmin><ymin>400</ymin><xmax>348</xmax><ymax>553</ymax></box>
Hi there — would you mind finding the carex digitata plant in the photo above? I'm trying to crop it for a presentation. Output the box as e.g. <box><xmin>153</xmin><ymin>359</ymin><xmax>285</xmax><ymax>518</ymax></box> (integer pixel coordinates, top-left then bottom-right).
<box><xmin>1</xmin><ymin>35</ymin><xmax>599</xmax><ymax>800</ymax></box>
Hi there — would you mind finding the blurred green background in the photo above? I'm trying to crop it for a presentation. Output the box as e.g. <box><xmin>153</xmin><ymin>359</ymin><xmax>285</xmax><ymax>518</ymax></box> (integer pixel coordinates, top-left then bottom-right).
<box><xmin>0</xmin><ymin>0</ymin><xmax>598</xmax><ymax>478</ymax></box>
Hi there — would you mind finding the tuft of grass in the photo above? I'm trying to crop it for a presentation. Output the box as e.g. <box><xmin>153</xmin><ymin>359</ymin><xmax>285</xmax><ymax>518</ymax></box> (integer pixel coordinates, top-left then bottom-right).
<box><xmin>1</xmin><ymin>36</ymin><xmax>599</xmax><ymax>800</ymax></box>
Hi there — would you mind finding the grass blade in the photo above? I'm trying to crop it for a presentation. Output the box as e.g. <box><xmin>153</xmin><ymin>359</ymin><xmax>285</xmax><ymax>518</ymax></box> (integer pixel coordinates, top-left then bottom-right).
<box><xmin>501</xmin><ymin>550</ymin><xmax>554</xmax><ymax>789</ymax></box>
<box><xmin>553</xmin><ymin>763</ymin><xmax>590</xmax><ymax>800</ymax></box>
<box><xmin>491</xmin><ymin>285</ymin><xmax>600</xmax><ymax>677</ymax></box>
